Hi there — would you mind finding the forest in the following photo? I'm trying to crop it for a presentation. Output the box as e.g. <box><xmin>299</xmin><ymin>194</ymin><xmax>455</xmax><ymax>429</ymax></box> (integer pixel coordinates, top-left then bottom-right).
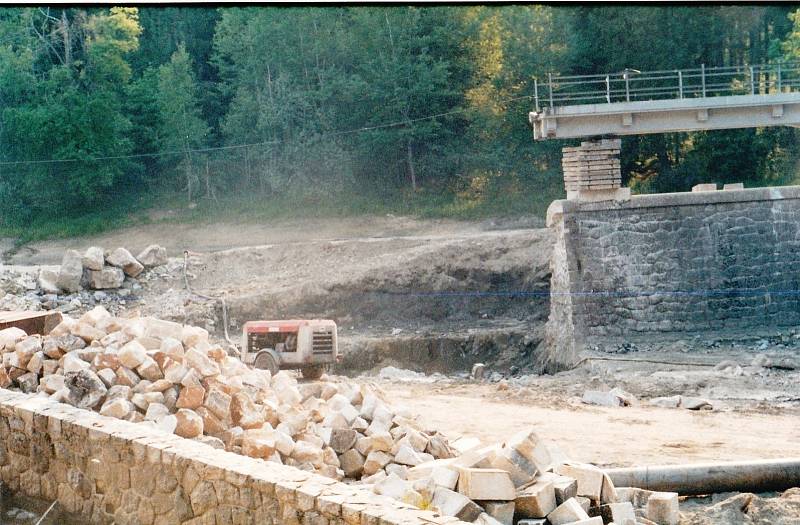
<box><xmin>2</xmin><ymin>5</ymin><xmax>800</xmax><ymax>236</ymax></box>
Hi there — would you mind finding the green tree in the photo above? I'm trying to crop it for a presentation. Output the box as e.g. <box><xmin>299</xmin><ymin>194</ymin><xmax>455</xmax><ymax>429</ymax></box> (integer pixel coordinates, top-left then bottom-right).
<box><xmin>157</xmin><ymin>44</ymin><xmax>209</xmax><ymax>201</ymax></box>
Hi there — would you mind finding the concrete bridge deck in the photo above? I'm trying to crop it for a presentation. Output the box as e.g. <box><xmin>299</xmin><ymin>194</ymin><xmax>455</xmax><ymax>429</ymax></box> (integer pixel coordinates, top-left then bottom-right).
<box><xmin>530</xmin><ymin>62</ymin><xmax>800</xmax><ymax>140</ymax></box>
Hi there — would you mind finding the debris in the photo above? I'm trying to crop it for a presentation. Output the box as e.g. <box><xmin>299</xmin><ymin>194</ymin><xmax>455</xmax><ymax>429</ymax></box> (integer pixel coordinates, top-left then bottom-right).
<box><xmin>106</xmin><ymin>248</ymin><xmax>144</xmax><ymax>278</ymax></box>
<box><xmin>136</xmin><ymin>244</ymin><xmax>168</xmax><ymax>268</ymax></box>
<box><xmin>471</xmin><ymin>363</ymin><xmax>486</xmax><ymax>381</ymax></box>
<box><xmin>581</xmin><ymin>387</ymin><xmax>636</xmax><ymax>407</ymax></box>
<box><xmin>56</xmin><ymin>250</ymin><xmax>83</xmax><ymax>293</ymax></box>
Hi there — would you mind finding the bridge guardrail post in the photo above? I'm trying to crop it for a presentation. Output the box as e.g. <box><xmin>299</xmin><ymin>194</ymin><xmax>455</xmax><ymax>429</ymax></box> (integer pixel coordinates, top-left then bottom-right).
<box><xmin>678</xmin><ymin>70</ymin><xmax>683</xmax><ymax>99</ymax></box>
<box><xmin>548</xmin><ymin>73</ymin><xmax>553</xmax><ymax>109</ymax></box>
<box><xmin>750</xmin><ymin>66</ymin><xmax>755</xmax><ymax>95</ymax></box>
<box><xmin>701</xmin><ymin>64</ymin><xmax>706</xmax><ymax>97</ymax></box>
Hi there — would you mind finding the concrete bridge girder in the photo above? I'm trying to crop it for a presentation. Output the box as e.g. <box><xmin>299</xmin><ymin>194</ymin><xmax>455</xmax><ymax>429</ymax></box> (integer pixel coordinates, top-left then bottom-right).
<box><xmin>529</xmin><ymin>92</ymin><xmax>800</xmax><ymax>140</ymax></box>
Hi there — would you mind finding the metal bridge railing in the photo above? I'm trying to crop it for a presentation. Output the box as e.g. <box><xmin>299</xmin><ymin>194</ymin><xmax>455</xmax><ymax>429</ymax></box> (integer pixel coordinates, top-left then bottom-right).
<box><xmin>534</xmin><ymin>62</ymin><xmax>800</xmax><ymax>111</ymax></box>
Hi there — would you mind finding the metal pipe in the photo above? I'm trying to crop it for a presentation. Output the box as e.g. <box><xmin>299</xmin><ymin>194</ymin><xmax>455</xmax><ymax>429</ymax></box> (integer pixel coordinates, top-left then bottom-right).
<box><xmin>605</xmin><ymin>75</ymin><xmax>611</xmax><ymax>103</ymax></box>
<box><xmin>677</xmin><ymin>70</ymin><xmax>683</xmax><ymax>99</ymax></box>
<box><xmin>606</xmin><ymin>458</ymin><xmax>800</xmax><ymax>496</ymax></box>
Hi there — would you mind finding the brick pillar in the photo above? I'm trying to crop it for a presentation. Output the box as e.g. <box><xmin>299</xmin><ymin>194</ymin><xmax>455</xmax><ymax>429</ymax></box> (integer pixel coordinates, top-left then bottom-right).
<box><xmin>562</xmin><ymin>138</ymin><xmax>625</xmax><ymax>200</ymax></box>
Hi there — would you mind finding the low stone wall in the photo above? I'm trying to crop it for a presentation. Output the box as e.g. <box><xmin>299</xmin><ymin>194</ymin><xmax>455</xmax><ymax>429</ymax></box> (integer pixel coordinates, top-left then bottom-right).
<box><xmin>544</xmin><ymin>186</ymin><xmax>800</xmax><ymax>369</ymax></box>
<box><xmin>0</xmin><ymin>389</ymin><xmax>462</xmax><ymax>525</ymax></box>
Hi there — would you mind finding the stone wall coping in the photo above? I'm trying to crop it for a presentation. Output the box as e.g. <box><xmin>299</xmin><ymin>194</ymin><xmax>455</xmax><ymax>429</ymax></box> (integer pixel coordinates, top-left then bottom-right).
<box><xmin>546</xmin><ymin>184</ymin><xmax>800</xmax><ymax>226</ymax></box>
<box><xmin>0</xmin><ymin>389</ymin><xmax>467</xmax><ymax>524</ymax></box>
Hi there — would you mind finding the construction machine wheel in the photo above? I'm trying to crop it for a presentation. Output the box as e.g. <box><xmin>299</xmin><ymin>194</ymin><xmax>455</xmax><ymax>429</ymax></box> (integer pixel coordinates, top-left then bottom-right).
<box><xmin>301</xmin><ymin>365</ymin><xmax>325</xmax><ymax>380</ymax></box>
<box><xmin>254</xmin><ymin>351</ymin><xmax>279</xmax><ymax>376</ymax></box>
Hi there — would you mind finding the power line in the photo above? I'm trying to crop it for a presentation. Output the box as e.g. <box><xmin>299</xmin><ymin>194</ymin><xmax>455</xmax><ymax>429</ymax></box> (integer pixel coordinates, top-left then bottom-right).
<box><xmin>0</xmin><ymin>93</ymin><xmax>536</xmax><ymax>167</ymax></box>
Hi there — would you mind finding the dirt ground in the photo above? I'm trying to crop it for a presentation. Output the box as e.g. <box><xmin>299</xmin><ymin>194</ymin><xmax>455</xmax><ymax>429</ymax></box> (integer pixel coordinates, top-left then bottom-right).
<box><xmin>373</xmin><ymin>374</ymin><xmax>800</xmax><ymax>468</ymax></box>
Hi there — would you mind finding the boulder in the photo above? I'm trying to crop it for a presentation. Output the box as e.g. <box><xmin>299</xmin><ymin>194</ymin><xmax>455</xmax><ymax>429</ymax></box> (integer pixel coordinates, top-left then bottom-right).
<box><xmin>0</xmin><ymin>327</ymin><xmax>27</xmax><ymax>351</ymax></box>
<box><xmin>136</xmin><ymin>244</ymin><xmax>168</xmax><ymax>267</ymax></box>
<box><xmin>339</xmin><ymin>450</ymin><xmax>366</xmax><ymax>478</ymax></box>
<box><xmin>56</xmin><ymin>250</ymin><xmax>84</xmax><ymax>292</ymax></box>
<box><xmin>184</xmin><ymin>348</ymin><xmax>220</xmax><ymax>377</ymax></box>
<box><xmin>87</xmin><ymin>267</ymin><xmax>125</xmax><ymax>290</ymax></box>
<box><xmin>16</xmin><ymin>372</ymin><xmax>39</xmax><ymax>393</ymax></box>
<box><xmin>100</xmin><ymin>398</ymin><xmax>133</xmax><ymax>419</ymax></box>
<box><xmin>82</xmin><ymin>247</ymin><xmax>105</xmax><ymax>271</ymax></box>
<box><xmin>65</xmin><ymin>370</ymin><xmax>108</xmax><ymax>409</ymax></box>
<box><xmin>176</xmin><ymin>385</ymin><xmax>206</xmax><ymax>410</ymax></box>
<box><xmin>106</xmin><ymin>247</ymin><xmax>144</xmax><ymax>277</ymax></box>
<box><xmin>38</xmin><ymin>269</ymin><xmax>60</xmax><ymax>294</ymax></box>
<box><xmin>118</xmin><ymin>340</ymin><xmax>147</xmax><ymax>369</ymax></box>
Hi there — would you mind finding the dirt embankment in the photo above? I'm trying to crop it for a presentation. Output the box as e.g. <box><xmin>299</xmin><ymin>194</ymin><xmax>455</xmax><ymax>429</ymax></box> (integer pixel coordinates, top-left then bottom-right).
<box><xmin>2</xmin><ymin>215</ymin><xmax>554</xmax><ymax>373</ymax></box>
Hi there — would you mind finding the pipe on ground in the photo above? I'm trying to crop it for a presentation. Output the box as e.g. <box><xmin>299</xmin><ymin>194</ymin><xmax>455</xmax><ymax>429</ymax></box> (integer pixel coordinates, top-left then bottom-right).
<box><xmin>606</xmin><ymin>458</ymin><xmax>800</xmax><ymax>496</ymax></box>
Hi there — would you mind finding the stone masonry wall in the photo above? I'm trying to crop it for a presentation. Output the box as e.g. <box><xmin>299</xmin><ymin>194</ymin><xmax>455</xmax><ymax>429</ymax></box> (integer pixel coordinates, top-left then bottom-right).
<box><xmin>0</xmin><ymin>389</ymin><xmax>464</xmax><ymax>525</ymax></box>
<box><xmin>544</xmin><ymin>186</ymin><xmax>800</xmax><ymax>369</ymax></box>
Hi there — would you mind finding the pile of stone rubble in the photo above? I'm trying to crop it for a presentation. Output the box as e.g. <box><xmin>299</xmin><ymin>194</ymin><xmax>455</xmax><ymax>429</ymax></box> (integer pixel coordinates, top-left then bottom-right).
<box><xmin>38</xmin><ymin>244</ymin><xmax>167</xmax><ymax>294</ymax></box>
<box><xmin>0</xmin><ymin>308</ymin><xmax>679</xmax><ymax>525</ymax></box>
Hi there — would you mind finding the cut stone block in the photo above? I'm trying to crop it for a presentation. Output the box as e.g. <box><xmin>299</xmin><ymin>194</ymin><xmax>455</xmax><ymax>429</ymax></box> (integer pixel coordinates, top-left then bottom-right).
<box><xmin>407</xmin><ymin>462</ymin><xmax>460</xmax><ymax>490</ymax></box>
<box><xmin>646</xmin><ymin>491</ymin><xmax>679</xmax><ymax>525</ymax></box>
<box><xmin>546</xmin><ymin>498</ymin><xmax>591</xmax><ymax>525</ymax></box>
<box><xmin>691</xmin><ymin>183</ymin><xmax>717</xmax><ymax>192</ymax></box>
<box><xmin>432</xmin><ymin>487</ymin><xmax>484</xmax><ymax>522</ymax></box>
<box><xmin>598</xmin><ymin>501</ymin><xmax>637</xmax><ymax>525</ymax></box>
<box><xmin>538</xmin><ymin>472</ymin><xmax>579</xmax><ymax>504</ymax></box>
<box><xmin>106</xmin><ymin>247</ymin><xmax>144</xmax><ymax>277</ymax></box>
<box><xmin>515</xmin><ymin>480</ymin><xmax>557</xmax><ymax>518</ymax></box>
<box><xmin>555</xmin><ymin>463</ymin><xmax>604</xmax><ymax>501</ymax></box>
<box><xmin>456</xmin><ymin>468</ymin><xmax>515</xmax><ymax>501</ymax></box>
<box><xmin>480</xmin><ymin>501</ymin><xmax>515</xmax><ymax>525</ymax></box>
<box><xmin>474</xmin><ymin>513</ymin><xmax>504</xmax><ymax>525</ymax></box>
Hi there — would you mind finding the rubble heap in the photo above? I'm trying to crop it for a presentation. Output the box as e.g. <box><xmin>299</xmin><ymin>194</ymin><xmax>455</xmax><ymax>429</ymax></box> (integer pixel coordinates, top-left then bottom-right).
<box><xmin>0</xmin><ymin>307</ymin><xmax>680</xmax><ymax>525</ymax></box>
<box><xmin>39</xmin><ymin>244</ymin><xmax>168</xmax><ymax>294</ymax></box>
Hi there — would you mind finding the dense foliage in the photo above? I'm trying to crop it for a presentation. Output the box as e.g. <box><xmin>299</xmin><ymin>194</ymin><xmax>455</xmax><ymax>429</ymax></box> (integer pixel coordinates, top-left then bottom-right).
<box><xmin>1</xmin><ymin>6</ymin><xmax>799</xmax><ymax>230</ymax></box>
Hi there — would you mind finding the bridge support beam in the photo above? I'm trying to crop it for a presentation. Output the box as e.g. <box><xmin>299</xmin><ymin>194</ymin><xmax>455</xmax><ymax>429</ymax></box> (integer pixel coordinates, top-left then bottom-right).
<box><xmin>530</xmin><ymin>92</ymin><xmax>800</xmax><ymax>141</ymax></box>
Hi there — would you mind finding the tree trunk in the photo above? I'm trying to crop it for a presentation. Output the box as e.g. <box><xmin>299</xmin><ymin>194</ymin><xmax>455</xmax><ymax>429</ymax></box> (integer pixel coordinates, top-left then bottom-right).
<box><xmin>184</xmin><ymin>153</ymin><xmax>192</xmax><ymax>202</ymax></box>
<box><xmin>407</xmin><ymin>141</ymin><xmax>417</xmax><ymax>192</ymax></box>
<box><xmin>61</xmin><ymin>12</ymin><xmax>71</xmax><ymax>67</ymax></box>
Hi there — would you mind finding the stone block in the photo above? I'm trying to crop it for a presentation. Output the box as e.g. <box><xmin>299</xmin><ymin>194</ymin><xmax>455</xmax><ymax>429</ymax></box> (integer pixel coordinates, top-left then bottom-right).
<box><xmin>646</xmin><ymin>491</ymin><xmax>679</xmax><ymax>525</ymax></box>
<box><xmin>118</xmin><ymin>340</ymin><xmax>147</xmax><ymax>369</ymax></box>
<box><xmin>555</xmin><ymin>463</ymin><xmax>604</xmax><ymax>501</ymax></box>
<box><xmin>363</xmin><ymin>451</ymin><xmax>392</xmax><ymax>476</ymax></box>
<box><xmin>87</xmin><ymin>267</ymin><xmax>125</xmax><ymax>290</ymax></box>
<box><xmin>431</xmin><ymin>487</ymin><xmax>483</xmax><ymax>521</ymax></box>
<box><xmin>546</xmin><ymin>498</ymin><xmax>591</xmax><ymax>525</ymax></box>
<box><xmin>480</xmin><ymin>501</ymin><xmax>514</xmax><ymax>525</ymax></box>
<box><xmin>137</xmin><ymin>244</ymin><xmax>168</xmax><ymax>267</ymax></box>
<box><xmin>407</xmin><ymin>461</ymin><xmax>460</xmax><ymax>490</ymax></box>
<box><xmin>515</xmin><ymin>480</ymin><xmax>556</xmax><ymax>518</ymax></box>
<box><xmin>339</xmin><ymin>449</ymin><xmax>365</xmax><ymax>478</ymax></box>
<box><xmin>174</xmin><ymin>409</ymin><xmax>204</xmax><ymax>438</ymax></box>
<box><xmin>106</xmin><ymin>247</ymin><xmax>144</xmax><ymax>277</ymax></box>
<box><xmin>456</xmin><ymin>468</ymin><xmax>515</xmax><ymax>501</ymax></box>
<box><xmin>82</xmin><ymin>246</ymin><xmax>105</xmax><ymax>271</ymax></box>
<box><xmin>56</xmin><ymin>250</ymin><xmax>83</xmax><ymax>292</ymax></box>
<box><xmin>691</xmin><ymin>183</ymin><xmax>717</xmax><ymax>192</ymax></box>
<box><xmin>598</xmin><ymin>501</ymin><xmax>637</xmax><ymax>525</ymax></box>
<box><xmin>328</xmin><ymin>428</ymin><xmax>358</xmax><ymax>454</ymax></box>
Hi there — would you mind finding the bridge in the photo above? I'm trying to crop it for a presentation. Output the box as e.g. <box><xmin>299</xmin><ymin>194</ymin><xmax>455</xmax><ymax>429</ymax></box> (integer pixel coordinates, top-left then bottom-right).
<box><xmin>529</xmin><ymin>62</ymin><xmax>800</xmax><ymax>140</ymax></box>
